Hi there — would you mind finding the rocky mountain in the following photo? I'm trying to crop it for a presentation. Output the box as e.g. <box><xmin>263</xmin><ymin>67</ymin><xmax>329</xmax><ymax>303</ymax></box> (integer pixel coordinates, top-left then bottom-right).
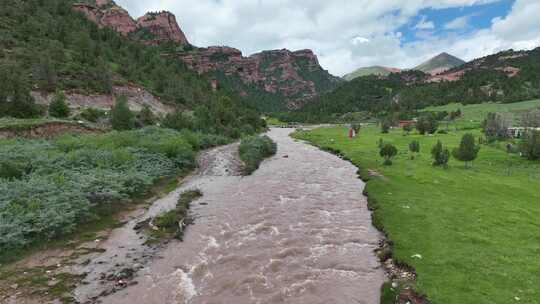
<box><xmin>343</xmin><ymin>66</ymin><xmax>401</xmax><ymax>81</ymax></box>
<box><xmin>177</xmin><ymin>47</ymin><xmax>341</xmax><ymax>109</ymax></box>
<box><xmin>73</xmin><ymin>0</ymin><xmax>340</xmax><ymax>111</ymax></box>
<box><xmin>414</xmin><ymin>52</ymin><xmax>465</xmax><ymax>75</ymax></box>
<box><xmin>73</xmin><ymin>0</ymin><xmax>189</xmax><ymax>45</ymax></box>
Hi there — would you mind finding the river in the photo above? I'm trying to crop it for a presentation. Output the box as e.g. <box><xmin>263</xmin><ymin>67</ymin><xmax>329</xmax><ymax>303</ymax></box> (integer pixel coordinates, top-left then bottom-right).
<box><xmin>76</xmin><ymin>127</ymin><xmax>384</xmax><ymax>304</ymax></box>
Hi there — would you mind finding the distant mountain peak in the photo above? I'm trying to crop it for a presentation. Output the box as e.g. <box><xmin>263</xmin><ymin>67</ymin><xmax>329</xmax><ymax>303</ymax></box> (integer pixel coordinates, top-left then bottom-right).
<box><xmin>414</xmin><ymin>52</ymin><xmax>465</xmax><ymax>75</ymax></box>
<box><xmin>343</xmin><ymin>66</ymin><xmax>401</xmax><ymax>81</ymax></box>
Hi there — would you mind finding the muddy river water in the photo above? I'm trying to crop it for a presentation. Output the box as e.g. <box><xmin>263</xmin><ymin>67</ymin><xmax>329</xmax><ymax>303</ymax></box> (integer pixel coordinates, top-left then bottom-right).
<box><xmin>79</xmin><ymin>128</ymin><xmax>384</xmax><ymax>304</ymax></box>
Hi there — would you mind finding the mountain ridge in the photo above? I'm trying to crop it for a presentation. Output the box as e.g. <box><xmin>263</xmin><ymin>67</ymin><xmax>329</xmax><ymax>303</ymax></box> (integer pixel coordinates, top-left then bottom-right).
<box><xmin>73</xmin><ymin>0</ymin><xmax>340</xmax><ymax>111</ymax></box>
<box><xmin>344</xmin><ymin>52</ymin><xmax>465</xmax><ymax>81</ymax></box>
<box><xmin>414</xmin><ymin>52</ymin><xmax>466</xmax><ymax>75</ymax></box>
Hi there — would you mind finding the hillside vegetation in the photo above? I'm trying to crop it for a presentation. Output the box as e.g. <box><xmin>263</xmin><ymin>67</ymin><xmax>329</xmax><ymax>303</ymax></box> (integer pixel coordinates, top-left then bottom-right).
<box><xmin>343</xmin><ymin>66</ymin><xmax>400</xmax><ymax>81</ymax></box>
<box><xmin>0</xmin><ymin>0</ymin><xmax>264</xmax><ymax>137</ymax></box>
<box><xmin>278</xmin><ymin>48</ymin><xmax>540</xmax><ymax>123</ymax></box>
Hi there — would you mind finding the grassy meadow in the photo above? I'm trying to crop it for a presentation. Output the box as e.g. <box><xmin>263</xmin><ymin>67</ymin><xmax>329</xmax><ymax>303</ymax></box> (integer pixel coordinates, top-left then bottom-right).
<box><xmin>424</xmin><ymin>99</ymin><xmax>540</xmax><ymax>129</ymax></box>
<box><xmin>294</xmin><ymin>108</ymin><xmax>540</xmax><ymax>303</ymax></box>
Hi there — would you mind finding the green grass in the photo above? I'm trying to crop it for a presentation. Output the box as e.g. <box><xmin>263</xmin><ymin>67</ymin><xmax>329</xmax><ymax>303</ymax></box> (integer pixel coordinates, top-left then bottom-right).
<box><xmin>424</xmin><ymin>99</ymin><xmax>540</xmax><ymax>129</ymax></box>
<box><xmin>294</xmin><ymin>125</ymin><xmax>540</xmax><ymax>304</ymax></box>
<box><xmin>0</xmin><ymin>118</ymin><xmax>77</xmax><ymax>131</ymax></box>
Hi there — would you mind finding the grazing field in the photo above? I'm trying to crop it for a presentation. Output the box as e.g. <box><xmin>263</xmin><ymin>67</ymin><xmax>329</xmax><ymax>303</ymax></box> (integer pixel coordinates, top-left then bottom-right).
<box><xmin>423</xmin><ymin>99</ymin><xmax>540</xmax><ymax>129</ymax></box>
<box><xmin>294</xmin><ymin>122</ymin><xmax>540</xmax><ymax>304</ymax></box>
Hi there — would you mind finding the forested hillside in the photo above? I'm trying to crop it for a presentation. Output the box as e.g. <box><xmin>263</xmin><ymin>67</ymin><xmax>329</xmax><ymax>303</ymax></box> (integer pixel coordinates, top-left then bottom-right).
<box><xmin>278</xmin><ymin>48</ymin><xmax>540</xmax><ymax>122</ymax></box>
<box><xmin>0</xmin><ymin>0</ymin><xmax>264</xmax><ymax>136</ymax></box>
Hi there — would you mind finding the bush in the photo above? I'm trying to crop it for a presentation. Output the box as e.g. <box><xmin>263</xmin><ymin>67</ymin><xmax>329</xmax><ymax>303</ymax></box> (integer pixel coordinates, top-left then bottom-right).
<box><xmin>520</xmin><ymin>130</ymin><xmax>540</xmax><ymax>160</ymax></box>
<box><xmin>380</xmin><ymin>143</ymin><xmax>398</xmax><ymax>166</ymax></box>
<box><xmin>80</xmin><ymin>107</ymin><xmax>106</xmax><ymax>123</ymax></box>
<box><xmin>48</xmin><ymin>91</ymin><xmax>70</xmax><ymax>118</ymax></box>
<box><xmin>110</xmin><ymin>95</ymin><xmax>134</xmax><ymax>131</ymax></box>
<box><xmin>409</xmin><ymin>140</ymin><xmax>420</xmax><ymax>160</ymax></box>
<box><xmin>432</xmin><ymin>140</ymin><xmax>450</xmax><ymax>167</ymax></box>
<box><xmin>417</xmin><ymin>114</ymin><xmax>439</xmax><ymax>135</ymax></box>
<box><xmin>238</xmin><ymin>135</ymin><xmax>277</xmax><ymax>175</ymax></box>
<box><xmin>381</xmin><ymin>120</ymin><xmax>391</xmax><ymax>134</ymax></box>
<box><xmin>0</xmin><ymin>127</ymin><xmax>206</xmax><ymax>251</ymax></box>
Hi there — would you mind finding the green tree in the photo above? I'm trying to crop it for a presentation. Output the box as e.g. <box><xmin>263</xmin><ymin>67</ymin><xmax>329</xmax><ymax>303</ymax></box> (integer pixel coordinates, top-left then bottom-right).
<box><xmin>417</xmin><ymin>114</ymin><xmax>438</xmax><ymax>135</ymax></box>
<box><xmin>48</xmin><ymin>91</ymin><xmax>70</xmax><ymax>118</ymax></box>
<box><xmin>520</xmin><ymin>130</ymin><xmax>540</xmax><ymax>160</ymax></box>
<box><xmin>432</xmin><ymin>140</ymin><xmax>450</xmax><ymax>167</ymax></box>
<box><xmin>138</xmin><ymin>104</ymin><xmax>155</xmax><ymax>126</ymax></box>
<box><xmin>409</xmin><ymin>140</ymin><xmax>420</xmax><ymax>160</ymax></box>
<box><xmin>110</xmin><ymin>95</ymin><xmax>134</xmax><ymax>130</ymax></box>
<box><xmin>380</xmin><ymin>143</ymin><xmax>398</xmax><ymax>166</ymax></box>
<box><xmin>381</xmin><ymin>120</ymin><xmax>391</xmax><ymax>134</ymax></box>
<box><xmin>403</xmin><ymin>123</ymin><xmax>413</xmax><ymax>135</ymax></box>
<box><xmin>452</xmin><ymin>133</ymin><xmax>480</xmax><ymax>168</ymax></box>
<box><xmin>162</xmin><ymin>110</ymin><xmax>193</xmax><ymax>131</ymax></box>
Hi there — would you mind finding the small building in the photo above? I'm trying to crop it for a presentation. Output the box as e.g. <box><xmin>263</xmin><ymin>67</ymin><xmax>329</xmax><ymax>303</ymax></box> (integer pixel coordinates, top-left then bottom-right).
<box><xmin>399</xmin><ymin>120</ymin><xmax>416</xmax><ymax>128</ymax></box>
<box><xmin>508</xmin><ymin>127</ymin><xmax>540</xmax><ymax>138</ymax></box>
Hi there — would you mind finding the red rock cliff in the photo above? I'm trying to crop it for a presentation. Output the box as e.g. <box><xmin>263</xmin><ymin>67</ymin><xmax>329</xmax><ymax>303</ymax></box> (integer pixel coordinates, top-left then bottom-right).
<box><xmin>73</xmin><ymin>1</ymin><xmax>188</xmax><ymax>45</ymax></box>
<box><xmin>178</xmin><ymin>47</ymin><xmax>340</xmax><ymax>108</ymax></box>
<box><xmin>137</xmin><ymin>12</ymin><xmax>189</xmax><ymax>45</ymax></box>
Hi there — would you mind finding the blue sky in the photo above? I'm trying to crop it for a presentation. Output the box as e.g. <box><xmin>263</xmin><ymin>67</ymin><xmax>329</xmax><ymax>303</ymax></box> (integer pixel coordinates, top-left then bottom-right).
<box><xmin>117</xmin><ymin>0</ymin><xmax>540</xmax><ymax>76</ymax></box>
<box><xmin>400</xmin><ymin>1</ymin><xmax>515</xmax><ymax>44</ymax></box>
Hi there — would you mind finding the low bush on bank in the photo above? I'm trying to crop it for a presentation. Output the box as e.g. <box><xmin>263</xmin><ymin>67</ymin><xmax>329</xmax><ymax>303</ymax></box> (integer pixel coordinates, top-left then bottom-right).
<box><xmin>152</xmin><ymin>189</ymin><xmax>202</xmax><ymax>240</ymax></box>
<box><xmin>238</xmin><ymin>136</ymin><xmax>277</xmax><ymax>175</ymax></box>
<box><xmin>0</xmin><ymin>127</ymin><xmax>227</xmax><ymax>252</ymax></box>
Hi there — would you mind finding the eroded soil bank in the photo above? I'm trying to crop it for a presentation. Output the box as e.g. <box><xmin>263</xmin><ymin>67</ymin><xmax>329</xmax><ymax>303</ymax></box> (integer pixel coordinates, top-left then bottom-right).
<box><xmin>1</xmin><ymin>128</ymin><xmax>385</xmax><ymax>304</ymax></box>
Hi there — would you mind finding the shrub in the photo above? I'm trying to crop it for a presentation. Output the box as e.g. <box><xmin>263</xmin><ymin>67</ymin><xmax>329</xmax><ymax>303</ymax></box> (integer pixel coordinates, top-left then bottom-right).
<box><xmin>379</xmin><ymin>143</ymin><xmax>398</xmax><ymax>166</ymax></box>
<box><xmin>48</xmin><ymin>91</ymin><xmax>70</xmax><ymax>118</ymax></box>
<box><xmin>80</xmin><ymin>107</ymin><xmax>106</xmax><ymax>123</ymax></box>
<box><xmin>403</xmin><ymin>123</ymin><xmax>413</xmax><ymax>135</ymax></box>
<box><xmin>409</xmin><ymin>140</ymin><xmax>420</xmax><ymax>160</ymax></box>
<box><xmin>138</xmin><ymin>105</ymin><xmax>155</xmax><ymax>126</ymax></box>
<box><xmin>381</xmin><ymin>120</ymin><xmax>391</xmax><ymax>134</ymax></box>
<box><xmin>153</xmin><ymin>189</ymin><xmax>202</xmax><ymax>240</ymax></box>
<box><xmin>110</xmin><ymin>95</ymin><xmax>134</xmax><ymax>131</ymax></box>
<box><xmin>452</xmin><ymin>133</ymin><xmax>480</xmax><ymax>168</ymax></box>
<box><xmin>238</xmin><ymin>135</ymin><xmax>277</xmax><ymax>175</ymax></box>
<box><xmin>432</xmin><ymin>140</ymin><xmax>450</xmax><ymax>167</ymax></box>
<box><xmin>417</xmin><ymin>114</ymin><xmax>438</xmax><ymax>135</ymax></box>
<box><xmin>0</xmin><ymin>127</ymin><xmax>205</xmax><ymax>251</ymax></box>
<box><xmin>520</xmin><ymin>130</ymin><xmax>540</xmax><ymax>160</ymax></box>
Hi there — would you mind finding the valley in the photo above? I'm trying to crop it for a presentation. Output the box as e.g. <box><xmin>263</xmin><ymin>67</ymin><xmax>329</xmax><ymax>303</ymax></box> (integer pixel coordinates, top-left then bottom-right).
<box><xmin>2</xmin><ymin>1</ymin><xmax>540</xmax><ymax>304</ymax></box>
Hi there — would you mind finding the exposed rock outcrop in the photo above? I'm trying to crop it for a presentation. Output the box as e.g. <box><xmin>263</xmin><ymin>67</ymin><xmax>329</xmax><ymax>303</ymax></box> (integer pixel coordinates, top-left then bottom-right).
<box><xmin>73</xmin><ymin>1</ymin><xmax>188</xmax><ymax>45</ymax></box>
<box><xmin>73</xmin><ymin>2</ymin><xmax>136</xmax><ymax>36</ymax></box>
<box><xmin>31</xmin><ymin>85</ymin><xmax>174</xmax><ymax>115</ymax></box>
<box><xmin>178</xmin><ymin>47</ymin><xmax>340</xmax><ymax>108</ymax></box>
<box><xmin>136</xmin><ymin>12</ymin><xmax>189</xmax><ymax>45</ymax></box>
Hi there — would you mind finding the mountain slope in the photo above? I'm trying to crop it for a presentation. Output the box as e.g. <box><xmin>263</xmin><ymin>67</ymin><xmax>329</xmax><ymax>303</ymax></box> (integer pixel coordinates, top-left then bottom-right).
<box><xmin>343</xmin><ymin>66</ymin><xmax>401</xmax><ymax>81</ymax></box>
<box><xmin>73</xmin><ymin>0</ymin><xmax>340</xmax><ymax>111</ymax></box>
<box><xmin>177</xmin><ymin>47</ymin><xmax>342</xmax><ymax>110</ymax></box>
<box><xmin>414</xmin><ymin>52</ymin><xmax>465</xmax><ymax>75</ymax></box>
<box><xmin>277</xmin><ymin>48</ymin><xmax>540</xmax><ymax>122</ymax></box>
<box><xmin>0</xmin><ymin>0</ymin><xmax>265</xmax><ymax>136</ymax></box>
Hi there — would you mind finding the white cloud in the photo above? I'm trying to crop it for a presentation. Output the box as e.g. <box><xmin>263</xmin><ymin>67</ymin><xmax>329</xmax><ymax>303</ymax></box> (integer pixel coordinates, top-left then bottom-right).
<box><xmin>352</xmin><ymin>36</ymin><xmax>371</xmax><ymax>45</ymax></box>
<box><xmin>415</xmin><ymin>15</ymin><xmax>435</xmax><ymax>30</ymax></box>
<box><xmin>114</xmin><ymin>0</ymin><xmax>540</xmax><ymax>76</ymax></box>
<box><xmin>445</xmin><ymin>15</ymin><xmax>471</xmax><ymax>30</ymax></box>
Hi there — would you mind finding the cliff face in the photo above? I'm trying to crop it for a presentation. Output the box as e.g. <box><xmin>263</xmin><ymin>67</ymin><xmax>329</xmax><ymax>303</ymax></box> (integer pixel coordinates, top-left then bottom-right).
<box><xmin>73</xmin><ymin>1</ymin><xmax>189</xmax><ymax>45</ymax></box>
<box><xmin>178</xmin><ymin>47</ymin><xmax>341</xmax><ymax>108</ymax></box>
<box><xmin>136</xmin><ymin>12</ymin><xmax>189</xmax><ymax>45</ymax></box>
